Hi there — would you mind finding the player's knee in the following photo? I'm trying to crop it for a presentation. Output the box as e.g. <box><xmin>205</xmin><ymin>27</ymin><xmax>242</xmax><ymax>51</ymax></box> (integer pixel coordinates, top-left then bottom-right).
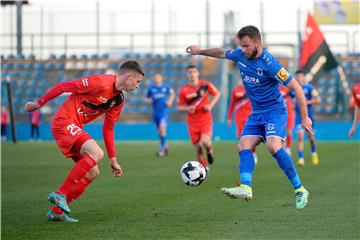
<box><xmin>90</xmin><ymin>148</ymin><xmax>104</xmax><ymax>162</ymax></box>
<box><xmin>266</xmin><ymin>143</ymin><xmax>281</xmax><ymax>154</ymax></box>
<box><xmin>201</xmin><ymin>139</ymin><xmax>211</xmax><ymax>148</ymax></box>
<box><xmin>237</xmin><ymin>140</ymin><xmax>248</xmax><ymax>151</ymax></box>
<box><xmin>88</xmin><ymin>166</ymin><xmax>100</xmax><ymax>179</ymax></box>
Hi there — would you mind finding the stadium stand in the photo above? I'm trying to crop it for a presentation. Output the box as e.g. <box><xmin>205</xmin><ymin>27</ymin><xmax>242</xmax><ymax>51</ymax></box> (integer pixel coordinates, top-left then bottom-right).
<box><xmin>1</xmin><ymin>53</ymin><xmax>359</xmax><ymax>122</ymax></box>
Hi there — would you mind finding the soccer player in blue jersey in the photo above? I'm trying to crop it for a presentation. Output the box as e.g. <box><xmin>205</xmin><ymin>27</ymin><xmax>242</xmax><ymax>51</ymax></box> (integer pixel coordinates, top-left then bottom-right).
<box><xmin>294</xmin><ymin>70</ymin><xmax>321</xmax><ymax>166</ymax></box>
<box><xmin>146</xmin><ymin>73</ymin><xmax>175</xmax><ymax>156</ymax></box>
<box><xmin>186</xmin><ymin>25</ymin><xmax>313</xmax><ymax>209</ymax></box>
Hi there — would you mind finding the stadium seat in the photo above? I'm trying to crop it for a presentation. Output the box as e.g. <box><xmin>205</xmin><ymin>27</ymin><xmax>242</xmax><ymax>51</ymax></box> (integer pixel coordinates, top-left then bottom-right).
<box><xmin>45</xmin><ymin>62</ymin><xmax>56</xmax><ymax>70</ymax></box>
<box><xmin>69</xmin><ymin>54</ymin><xmax>77</xmax><ymax>60</ymax></box>
<box><xmin>28</xmin><ymin>54</ymin><xmax>36</xmax><ymax>60</ymax></box>
<box><xmin>55</xmin><ymin>62</ymin><xmax>65</xmax><ymax>70</ymax></box>
<box><xmin>16</xmin><ymin>54</ymin><xmax>25</xmax><ymax>59</ymax></box>
<box><xmin>100</xmin><ymin>53</ymin><xmax>109</xmax><ymax>59</ymax></box>
<box><xmin>14</xmin><ymin>62</ymin><xmax>24</xmax><ymax>70</ymax></box>
<box><xmin>2</xmin><ymin>63</ymin><xmax>13</xmax><ymax>70</ymax></box>
<box><xmin>59</xmin><ymin>54</ymin><xmax>67</xmax><ymax>60</ymax></box>
<box><xmin>24</xmin><ymin>62</ymin><xmax>34</xmax><ymax>70</ymax></box>
<box><xmin>324</xmin><ymin>105</ymin><xmax>337</xmax><ymax>114</ymax></box>
<box><xmin>34</xmin><ymin>63</ymin><xmax>45</xmax><ymax>71</ymax></box>
<box><xmin>7</xmin><ymin>54</ymin><xmax>15</xmax><ymax>60</ymax></box>
<box><xmin>49</xmin><ymin>54</ymin><xmax>57</xmax><ymax>60</ymax></box>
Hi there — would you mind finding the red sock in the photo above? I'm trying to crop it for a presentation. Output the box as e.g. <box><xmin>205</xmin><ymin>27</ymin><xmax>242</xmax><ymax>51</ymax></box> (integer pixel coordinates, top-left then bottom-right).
<box><xmin>286</xmin><ymin>134</ymin><xmax>292</xmax><ymax>148</ymax></box>
<box><xmin>52</xmin><ymin>176</ymin><xmax>94</xmax><ymax>214</ymax></box>
<box><xmin>57</xmin><ymin>156</ymin><xmax>96</xmax><ymax>196</ymax></box>
<box><xmin>199</xmin><ymin>158</ymin><xmax>208</xmax><ymax>168</ymax></box>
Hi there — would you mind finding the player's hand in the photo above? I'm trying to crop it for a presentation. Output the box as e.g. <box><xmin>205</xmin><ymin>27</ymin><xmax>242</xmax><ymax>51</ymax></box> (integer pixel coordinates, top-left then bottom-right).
<box><xmin>109</xmin><ymin>158</ymin><xmax>123</xmax><ymax>177</ymax></box>
<box><xmin>187</xmin><ymin>105</ymin><xmax>196</xmax><ymax>113</ymax></box>
<box><xmin>227</xmin><ymin>119</ymin><xmax>232</xmax><ymax>127</ymax></box>
<box><xmin>348</xmin><ymin>126</ymin><xmax>357</xmax><ymax>137</ymax></box>
<box><xmin>166</xmin><ymin>100</ymin><xmax>173</xmax><ymax>107</ymax></box>
<box><xmin>186</xmin><ymin>45</ymin><xmax>202</xmax><ymax>55</ymax></box>
<box><xmin>302</xmin><ymin>116</ymin><xmax>314</xmax><ymax>136</ymax></box>
<box><xmin>204</xmin><ymin>104</ymin><xmax>212</xmax><ymax>112</ymax></box>
<box><xmin>24</xmin><ymin>101</ymin><xmax>40</xmax><ymax>112</ymax></box>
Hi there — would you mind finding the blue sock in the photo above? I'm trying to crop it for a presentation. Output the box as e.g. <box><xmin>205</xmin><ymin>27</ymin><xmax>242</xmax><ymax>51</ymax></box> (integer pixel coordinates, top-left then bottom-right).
<box><xmin>239</xmin><ymin>149</ymin><xmax>255</xmax><ymax>187</ymax></box>
<box><xmin>273</xmin><ymin>148</ymin><xmax>302</xmax><ymax>189</ymax></box>
<box><xmin>298</xmin><ymin>150</ymin><xmax>304</xmax><ymax>159</ymax></box>
<box><xmin>311</xmin><ymin>144</ymin><xmax>316</xmax><ymax>154</ymax></box>
<box><xmin>160</xmin><ymin>136</ymin><xmax>166</xmax><ymax>150</ymax></box>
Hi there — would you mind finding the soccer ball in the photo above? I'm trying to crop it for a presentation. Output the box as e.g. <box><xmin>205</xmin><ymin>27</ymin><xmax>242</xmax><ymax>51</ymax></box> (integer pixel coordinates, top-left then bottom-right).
<box><xmin>180</xmin><ymin>161</ymin><xmax>207</xmax><ymax>186</ymax></box>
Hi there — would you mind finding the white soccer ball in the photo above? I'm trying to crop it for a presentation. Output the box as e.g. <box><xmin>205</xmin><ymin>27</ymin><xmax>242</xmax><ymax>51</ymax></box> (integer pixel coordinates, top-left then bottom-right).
<box><xmin>180</xmin><ymin>161</ymin><xmax>207</xmax><ymax>186</ymax></box>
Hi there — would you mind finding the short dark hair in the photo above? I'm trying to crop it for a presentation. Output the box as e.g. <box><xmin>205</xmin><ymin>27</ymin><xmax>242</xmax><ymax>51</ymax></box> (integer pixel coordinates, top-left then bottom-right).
<box><xmin>119</xmin><ymin>61</ymin><xmax>145</xmax><ymax>76</ymax></box>
<box><xmin>295</xmin><ymin>70</ymin><xmax>305</xmax><ymax>75</ymax></box>
<box><xmin>186</xmin><ymin>65</ymin><xmax>198</xmax><ymax>70</ymax></box>
<box><xmin>237</xmin><ymin>25</ymin><xmax>261</xmax><ymax>41</ymax></box>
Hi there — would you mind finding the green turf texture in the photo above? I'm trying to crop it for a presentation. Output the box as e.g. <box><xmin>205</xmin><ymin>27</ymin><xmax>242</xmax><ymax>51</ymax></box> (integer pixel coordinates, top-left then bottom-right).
<box><xmin>2</xmin><ymin>141</ymin><xmax>359</xmax><ymax>240</ymax></box>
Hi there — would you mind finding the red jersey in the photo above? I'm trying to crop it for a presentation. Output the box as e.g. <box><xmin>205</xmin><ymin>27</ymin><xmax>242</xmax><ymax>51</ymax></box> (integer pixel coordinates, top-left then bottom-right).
<box><xmin>352</xmin><ymin>83</ymin><xmax>360</xmax><ymax>107</ymax></box>
<box><xmin>30</xmin><ymin>111</ymin><xmax>41</xmax><ymax>126</ymax></box>
<box><xmin>227</xmin><ymin>86</ymin><xmax>252</xmax><ymax>121</ymax></box>
<box><xmin>280</xmin><ymin>85</ymin><xmax>294</xmax><ymax>114</ymax></box>
<box><xmin>178</xmin><ymin>80</ymin><xmax>218</xmax><ymax>125</ymax></box>
<box><xmin>37</xmin><ymin>74</ymin><xmax>124</xmax><ymax>158</ymax></box>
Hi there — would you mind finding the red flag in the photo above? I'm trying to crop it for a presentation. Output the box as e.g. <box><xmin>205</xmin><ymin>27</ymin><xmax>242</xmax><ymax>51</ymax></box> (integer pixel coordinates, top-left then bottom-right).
<box><xmin>300</xmin><ymin>13</ymin><xmax>337</xmax><ymax>82</ymax></box>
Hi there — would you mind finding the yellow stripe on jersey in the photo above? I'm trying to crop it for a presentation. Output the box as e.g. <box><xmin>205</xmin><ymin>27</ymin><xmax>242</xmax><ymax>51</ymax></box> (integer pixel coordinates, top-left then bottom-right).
<box><xmin>276</xmin><ymin>67</ymin><xmax>290</xmax><ymax>81</ymax></box>
<box><xmin>312</xmin><ymin>89</ymin><xmax>319</xmax><ymax>97</ymax></box>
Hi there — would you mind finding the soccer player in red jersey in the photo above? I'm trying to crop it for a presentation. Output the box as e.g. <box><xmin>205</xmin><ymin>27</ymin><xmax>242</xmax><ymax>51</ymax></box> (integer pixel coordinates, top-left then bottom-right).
<box><xmin>280</xmin><ymin>85</ymin><xmax>295</xmax><ymax>156</ymax></box>
<box><xmin>177</xmin><ymin>65</ymin><xmax>220</xmax><ymax>170</ymax></box>
<box><xmin>24</xmin><ymin>61</ymin><xmax>145</xmax><ymax>222</ymax></box>
<box><xmin>348</xmin><ymin>83</ymin><xmax>360</xmax><ymax>137</ymax></box>
<box><xmin>227</xmin><ymin>77</ymin><xmax>258</xmax><ymax>163</ymax></box>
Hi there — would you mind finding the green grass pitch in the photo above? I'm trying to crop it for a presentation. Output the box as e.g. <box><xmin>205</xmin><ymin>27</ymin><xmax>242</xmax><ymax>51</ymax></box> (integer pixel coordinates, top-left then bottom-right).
<box><xmin>2</xmin><ymin>141</ymin><xmax>359</xmax><ymax>239</ymax></box>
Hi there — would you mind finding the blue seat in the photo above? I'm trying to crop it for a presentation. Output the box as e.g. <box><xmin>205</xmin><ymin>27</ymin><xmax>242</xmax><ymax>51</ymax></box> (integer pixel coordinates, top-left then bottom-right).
<box><xmin>49</xmin><ymin>54</ymin><xmax>57</xmax><ymax>60</ymax></box>
<box><xmin>109</xmin><ymin>62</ymin><xmax>120</xmax><ymax>69</ymax></box>
<box><xmin>325</xmin><ymin>105</ymin><xmax>337</xmax><ymax>114</ymax></box>
<box><xmin>27</xmin><ymin>79</ymin><xmax>36</xmax><ymax>87</ymax></box>
<box><xmin>55</xmin><ymin>62</ymin><xmax>65</xmax><ymax>70</ymax></box>
<box><xmin>80</xmin><ymin>54</ymin><xmax>88</xmax><ymax>59</ymax></box>
<box><xmin>7</xmin><ymin>54</ymin><xmax>15</xmax><ymax>60</ymax></box>
<box><xmin>24</xmin><ymin>62</ymin><xmax>34</xmax><ymax>70</ymax></box>
<box><xmin>28</xmin><ymin>54</ymin><xmax>36</xmax><ymax>60</ymax></box>
<box><xmin>2</xmin><ymin>63</ymin><xmax>13</xmax><ymax>70</ymax></box>
<box><xmin>59</xmin><ymin>54</ymin><xmax>67</xmax><ymax>60</ymax></box>
<box><xmin>95</xmin><ymin>69</ymin><xmax>105</xmax><ymax>74</ymax></box>
<box><xmin>91</xmin><ymin>54</ymin><xmax>98</xmax><ymax>59</ymax></box>
<box><xmin>100</xmin><ymin>53</ymin><xmax>109</xmax><ymax>59</ymax></box>
<box><xmin>14</xmin><ymin>62</ymin><xmax>24</xmax><ymax>70</ymax></box>
<box><xmin>69</xmin><ymin>54</ymin><xmax>77</xmax><ymax>60</ymax></box>
<box><xmin>16</xmin><ymin>54</ymin><xmax>25</xmax><ymax>59</ymax></box>
<box><xmin>46</xmin><ymin>62</ymin><xmax>56</xmax><ymax>70</ymax></box>
<box><xmin>34</xmin><ymin>63</ymin><xmax>45</xmax><ymax>70</ymax></box>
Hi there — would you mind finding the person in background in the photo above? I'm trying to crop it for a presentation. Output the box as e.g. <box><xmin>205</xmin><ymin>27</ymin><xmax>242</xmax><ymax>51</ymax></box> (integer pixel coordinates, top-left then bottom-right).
<box><xmin>348</xmin><ymin>83</ymin><xmax>360</xmax><ymax>137</ymax></box>
<box><xmin>145</xmin><ymin>73</ymin><xmax>175</xmax><ymax>156</ymax></box>
<box><xmin>1</xmin><ymin>106</ymin><xmax>8</xmax><ymax>141</ymax></box>
<box><xmin>294</xmin><ymin>70</ymin><xmax>321</xmax><ymax>167</ymax></box>
<box><xmin>30</xmin><ymin>110</ymin><xmax>41</xmax><ymax>141</ymax></box>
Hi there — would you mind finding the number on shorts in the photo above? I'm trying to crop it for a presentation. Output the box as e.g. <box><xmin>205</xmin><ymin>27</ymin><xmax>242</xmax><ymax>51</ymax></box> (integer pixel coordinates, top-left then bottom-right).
<box><xmin>67</xmin><ymin>124</ymin><xmax>82</xmax><ymax>136</ymax></box>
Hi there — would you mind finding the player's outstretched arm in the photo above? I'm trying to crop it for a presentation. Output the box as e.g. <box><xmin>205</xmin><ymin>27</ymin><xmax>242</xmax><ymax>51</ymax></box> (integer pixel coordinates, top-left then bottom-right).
<box><xmin>286</xmin><ymin>79</ymin><xmax>314</xmax><ymax>136</ymax></box>
<box><xmin>24</xmin><ymin>81</ymin><xmax>78</xmax><ymax>112</ymax></box>
<box><xmin>186</xmin><ymin>45</ymin><xmax>227</xmax><ymax>59</ymax></box>
<box><xmin>348</xmin><ymin>106</ymin><xmax>360</xmax><ymax>137</ymax></box>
